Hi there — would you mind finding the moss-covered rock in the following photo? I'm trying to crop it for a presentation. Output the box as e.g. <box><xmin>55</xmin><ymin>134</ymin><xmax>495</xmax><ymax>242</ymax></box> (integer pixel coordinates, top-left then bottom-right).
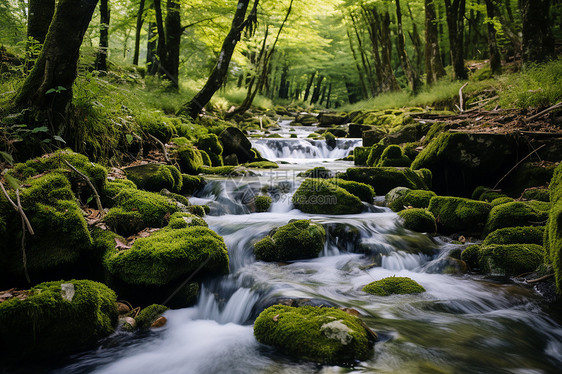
<box><xmin>428</xmin><ymin>196</ymin><xmax>492</xmax><ymax>235</ymax></box>
<box><xmin>124</xmin><ymin>164</ymin><xmax>183</xmax><ymax>193</ymax></box>
<box><xmin>245</xmin><ymin>161</ymin><xmax>279</xmax><ymax>169</ymax></box>
<box><xmin>139</xmin><ymin>117</ymin><xmax>176</xmax><ymax>143</ymax></box>
<box><xmin>254</xmin><ymin>305</ymin><xmax>373</xmax><ymax>364</ymax></box>
<box><xmin>102</xmin><ymin>179</ymin><xmax>137</xmax><ymax>207</ymax></box>
<box><xmin>180</xmin><ymin>174</ymin><xmax>204</xmax><ymax>195</ymax></box>
<box><xmin>377</xmin><ymin>145</ymin><xmax>412</xmax><ymax>167</ymax></box>
<box><xmin>544</xmin><ymin>163</ymin><xmax>562</xmax><ymax>293</ymax></box>
<box><xmin>483</xmin><ymin>226</ymin><xmax>545</xmax><ymax>246</ymax></box>
<box><xmin>254</xmin><ymin>220</ymin><xmax>326</xmax><ymax>261</ymax></box>
<box><xmin>113</xmin><ymin>188</ymin><xmax>178</xmax><ymax>227</ymax></box>
<box><xmin>397</xmin><ymin>209</ymin><xmax>437</xmax><ymax>233</ymax></box>
<box><xmin>254</xmin><ymin>195</ymin><xmax>273</xmax><ymax>213</ymax></box>
<box><xmin>135</xmin><ymin>304</ymin><xmax>169</xmax><ymax>330</ymax></box>
<box><xmin>490</xmin><ymin>196</ymin><xmax>514</xmax><ymax>207</ymax></box>
<box><xmin>479</xmin><ymin>244</ymin><xmax>544</xmax><ymax>276</ymax></box>
<box><xmin>166</xmin><ymin>212</ymin><xmax>207</xmax><ymax>229</ymax></box>
<box><xmin>0</xmin><ymin>280</ymin><xmax>117</xmax><ymax>360</ymax></box>
<box><xmin>366</xmin><ymin>144</ymin><xmax>386</xmax><ymax>167</ymax></box>
<box><xmin>105</xmin><ymin>226</ymin><xmax>228</xmax><ymax>286</ymax></box>
<box><xmin>199</xmin><ymin>150</ymin><xmax>212</xmax><ymax>166</ymax></box>
<box><xmin>461</xmin><ymin>245</ymin><xmax>481</xmax><ymax>271</ymax></box>
<box><xmin>176</xmin><ymin>145</ymin><xmax>203</xmax><ymax>174</ymax></box>
<box><xmin>326</xmin><ymin>179</ymin><xmax>375</xmax><ymax>203</ymax></box>
<box><xmin>353</xmin><ymin>147</ymin><xmax>371</xmax><ymax>166</ymax></box>
<box><xmin>362</xmin><ymin>276</ymin><xmax>425</xmax><ymax>296</ymax></box>
<box><xmin>298</xmin><ymin>167</ymin><xmax>333</xmax><ymax>179</ymax></box>
<box><xmin>293</xmin><ymin>179</ymin><xmax>364</xmax><ymax>215</ymax></box>
<box><xmin>387</xmin><ymin>188</ymin><xmax>436</xmax><ymax>212</ymax></box>
<box><xmin>484</xmin><ymin>201</ymin><xmax>549</xmax><ymax>235</ymax></box>
<box><xmin>197</xmin><ymin>134</ymin><xmax>223</xmax><ymax>167</ymax></box>
<box><xmin>341</xmin><ymin>167</ymin><xmax>428</xmax><ymax>195</ymax></box>
<box><xmin>522</xmin><ymin>188</ymin><xmax>550</xmax><ymax>202</ymax></box>
<box><xmin>219</xmin><ymin>127</ymin><xmax>253</xmax><ymax>163</ymax></box>
<box><xmin>103</xmin><ymin>207</ymin><xmax>145</xmax><ymax>236</ymax></box>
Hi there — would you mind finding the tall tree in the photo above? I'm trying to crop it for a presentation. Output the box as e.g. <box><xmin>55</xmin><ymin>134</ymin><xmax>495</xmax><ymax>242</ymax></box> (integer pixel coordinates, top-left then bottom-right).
<box><xmin>379</xmin><ymin>9</ymin><xmax>401</xmax><ymax>91</ymax></box>
<box><xmin>27</xmin><ymin>0</ymin><xmax>55</xmax><ymax>45</ymax></box>
<box><xmin>395</xmin><ymin>0</ymin><xmax>422</xmax><ymax>93</ymax></box>
<box><xmin>14</xmin><ymin>0</ymin><xmax>99</xmax><ymax>135</ymax></box>
<box><xmin>95</xmin><ymin>0</ymin><xmax>110</xmax><ymax>71</ymax></box>
<box><xmin>162</xmin><ymin>0</ymin><xmax>182</xmax><ymax>87</ymax></box>
<box><xmin>178</xmin><ymin>0</ymin><xmax>259</xmax><ymax>119</ymax></box>
<box><xmin>444</xmin><ymin>0</ymin><xmax>468</xmax><ymax>80</ymax></box>
<box><xmin>133</xmin><ymin>0</ymin><xmax>146</xmax><ymax>66</ymax></box>
<box><xmin>520</xmin><ymin>0</ymin><xmax>555</xmax><ymax>63</ymax></box>
<box><xmin>425</xmin><ymin>0</ymin><xmax>446</xmax><ymax>84</ymax></box>
<box><xmin>484</xmin><ymin>0</ymin><xmax>501</xmax><ymax>74</ymax></box>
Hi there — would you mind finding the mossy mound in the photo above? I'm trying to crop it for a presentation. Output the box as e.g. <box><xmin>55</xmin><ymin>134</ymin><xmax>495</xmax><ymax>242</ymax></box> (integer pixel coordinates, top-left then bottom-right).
<box><xmin>180</xmin><ymin>174</ymin><xmax>204</xmax><ymax>195</ymax></box>
<box><xmin>254</xmin><ymin>195</ymin><xmax>273</xmax><ymax>213</ymax></box>
<box><xmin>326</xmin><ymin>179</ymin><xmax>375</xmax><ymax>203</ymax></box>
<box><xmin>479</xmin><ymin>244</ymin><xmax>544</xmax><ymax>276</ymax></box>
<box><xmin>0</xmin><ymin>280</ymin><xmax>117</xmax><ymax>360</ymax></box>
<box><xmin>491</xmin><ymin>196</ymin><xmax>514</xmax><ymax>207</ymax></box>
<box><xmin>377</xmin><ymin>145</ymin><xmax>412</xmax><ymax>167</ymax></box>
<box><xmin>176</xmin><ymin>145</ymin><xmax>204</xmax><ymax>174</ymax></box>
<box><xmin>387</xmin><ymin>188</ymin><xmax>436</xmax><ymax>212</ymax></box>
<box><xmin>135</xmin><ymin>304</ymin><xmax>169</xmax><ymax>330</ymax></box>
<box><xmin>0</xmin><ymin>173</ymin><xmax>92</xmax><ymax>283</ymax></box>
<box><xmin>196</xmin><ymin>134</ymin><xmax>223</xmax><ymax>167</ymax></box>
<box><xmin>105</xmin><ymin>226</ymin><xmax>228</xmax><ymax>286</ymax></box>
<box><xmin>366</xmin><ymin>144</ymin><xmax>385</xmax><ymax>167</ymax></box>
<box><xmin>139</xmin><ymin>117</ymin><xmax>176</xmax><ymax>143</ymax></box>
<box><xmin>298</xmin><ymin>167</ymin><xmax>334</xmax><ymax>179</ymax></box>
<box><xmin>200</xmin><ymin>150</ymin><xmax>212</xmax><ymax>166</ymax></box>
<box><xmin>522</xmin><ymin>188</ymin><xmax>550</xmax><ymax>202</ymax></box>
<box><xmin>544</xmin><ymin>163</ymin><xmax>562</xmax><ymax>293</ymax></box>
<box><xmin>353</xmin><ymin>147</ymin><xmax>371</xmax><ymax>166</ymax></box>
<box><xmin>245</xmin><ymin>161</ymin><xmax>279</xmax><ymax>169</ymax></box>
<box><xmin>166</xmin><ymin>212</ymin><xmax>207</xmax><ymax>229</ymax></box>
<box><xmin>254</xmin><ymin>220</ymin><xmax>326</xmax><ymax>261</ymax></box>
<box><xmin>397</xmin><ymin>209</ymin><xmax>437</xmax><ymax>233</ymax></box>
<box><xmin>102</xmin><ymin>179</ymin><xmax>137</xmax><ymax>207</ymax></box>
<box><xmin>341</xmin><ymin>167</ymin><xmax>428</xmax><ymax>195</ymax></box>
<box><xmin>124</xmin><ymin>163</ymin><xmax>183</xmax><ymax>193</ymax></box>
<box><xmin>362</xmin><ymin>276</ymin><xmax>425</xmax><ymax>296</ymax></box>
<box><xmin>428</xmin><ymin>196</ymin><xmax>492</xmax><ymax>235</ymax></box>
<box><xmin>254</xmin><ymin>305</ymin><xmax>373</xmax><ymax>364</ymax></box>
<box><xmin>483</xmin><ymin>226</ymin><xmax>545</xmax><ymax>246</ymax></box>
<box><xmin>113</xmin><ymin>188</ymin><xmax>178</xmax><ymax>227</ymax></box>
<box><xmin>461</xmin><ymin>245</ymin><xmax>481</xmax><ymax>271</ymax></box>
<box><xmin>103</xmin><ymin>207</ymin><xmax>145</xmax><ymax>236</ymax></box>
<box><xmin>292</xmin><ymin>179</ymin><xmax>364</xmax><ymax>215</ymax></box>
<box><xmin>484</xmin><ymin>201</ymin><xmax>550</xmax><ymax>235</ymax></box>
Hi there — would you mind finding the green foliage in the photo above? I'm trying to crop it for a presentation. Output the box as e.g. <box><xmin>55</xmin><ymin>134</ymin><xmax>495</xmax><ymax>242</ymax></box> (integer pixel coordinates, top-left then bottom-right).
<box><xmin>254</xmin><ymin>195</ymin><xmax>273</xmax><ymax>213</ymax></box>
<box><xmin>397</xmin><ymin>209</ymin><xmax>436</xmax><ymax>233</ymax></box>
<box><xmin>362</xmin><ymin>276</ymin><xmax>426</xmax><ymax>296</ymax></box>
<box><xmin>292</xmin><ymin>178</ymin><xmax>364</xmax><ymax>215</ymax></box>
<box><xmin>253</xmin><ymin>220</ymin><xmax>326</xmax><ymax>261</ymax></box>
<box><xmin>254</xmin><ymin>305</ymin><xmax>373</xmax><ymax>364</ymax></box>
<box><xmin>483</xmin><ymin>226</ymin><xmax>545</xmax><ymax>246</ymax></box>
<box><xmin>428</xmin><ymin>196</ymin><xmax>492</xmax><ymax>235</ymax></box>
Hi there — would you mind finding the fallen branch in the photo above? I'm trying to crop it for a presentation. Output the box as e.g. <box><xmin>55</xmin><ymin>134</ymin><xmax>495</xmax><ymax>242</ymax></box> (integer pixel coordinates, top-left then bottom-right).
<box><xmin>456</xmin><ymin>82</ymin><xmax>469</xmax><ymax>113</ymax></box>
<box><xmin>64</xmin><ymin>160</ymin><xmax>105</xmax><ymax>217</ymax></box>
<box><xmin>524</xmin><ymin>102</ymin><xmax>562</xmax><ymax>123</ymax></box>
<box><xmin>493</xmin><ymin>144</ymin><xmax>546</xmax><ymax>190</ymax></box>
<box><xmin>148</xmin><ymin>134</ymin><xmax>171</xmax><ymax>164</ymax></box>
<box><xmin>526</xmin><ymin>273</ymin><xmax>554</xmax><ymax>284</ymax></box>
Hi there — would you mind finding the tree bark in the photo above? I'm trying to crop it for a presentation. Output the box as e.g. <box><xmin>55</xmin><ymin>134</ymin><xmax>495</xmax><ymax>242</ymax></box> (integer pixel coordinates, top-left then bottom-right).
<box><xmin>521</xmin><ymin>0</ymin><xmax>555</xmax><ymax>63</ymax></box>
<box><xmin>161</xmin><ymin>0</ymin><xmax>181</xmax><ymax>87</ymax></box>
<box><xmin>149</xmin><ymin>0</ymin><xmax>166</xmax><ymax>76</ymax></box>
<box><xmin>95</xmin><ymin>0</ymin><xmax>110</xmax><ymax>71</ymax></box>
<box><xmin>395</xmin><ymin>0</ymin><xmax>422</xmax><ymax>94</ymax></box>
<box><xmin>444</xmin><ymin>0</ymin><xmax>468</xmax><ymax>80</ymax></box>
<box><xmin>310</xmin><ymin>75</ymin><xmax>324</xmax><ymax>104</ymax></box>
<box><xmin>27</xmin><ymin>0</ymin><xmax>55</xmax><ymax>45</ymax></box>
<box><xmin>406</xmin><ymin>2</ymin><xmax>423</xmax><ymax>74</ymax></box>
<box><xmin>15</xmin><ymin>0</ymin><xmax>99</xmax><ymax>135</ymax></box>
<box><xmin>133</xmin><ymin>0</ymin><xmax>145</xmax><ymax>66</ymax></box>
<box><xmin>349</xmin><ymin>11</ymin><xmax>376</xmax><ymax>96</ymax></box>
<box><xmin>178</xmin><ymin>0</ymin><xmax>259</xmax><ymax>119</ymax></box>
<box><xmin>379</xmin><ymin>10</ymin><xmax>401</xmax><ymax>91</ymax></box>
<box><xmin>146</xmin><ymin>20</ymin><xmax>156</xmax><ymax>66</ymax></box>
<box><xmin>425</xmin><ymin>0</ymin><xmax>446</xmax><ymax>85</ymax></box>
<box><xmin>484</xmin><ymin>0</ymin><xmax>501</xmax><ymax>74</ymax></box>
<box><xmin>361</xmin><ymin>5</ymin><xmax>383</xmax><ymax>92</ymax></box>
<box><xmin>346</xmin><ymin>24</ymin><xmax>368</xmax><ymax>99</ymax></box>
<box><xmin>303</xmin><ymin>71</ymin><xmax>316</xmax><ymax>102</ymax></box>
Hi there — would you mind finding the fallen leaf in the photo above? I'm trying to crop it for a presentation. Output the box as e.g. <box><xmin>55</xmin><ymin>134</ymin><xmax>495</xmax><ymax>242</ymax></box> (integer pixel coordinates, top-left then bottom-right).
<box><xmin>115</xmin><ymin>238</ymin><xmax>131</xmax><ymax>250</ymax></box>
<box><xmin>273</xmin><ymin>314</ymin><xmax>279</xmax><ymax>322</ymax></box>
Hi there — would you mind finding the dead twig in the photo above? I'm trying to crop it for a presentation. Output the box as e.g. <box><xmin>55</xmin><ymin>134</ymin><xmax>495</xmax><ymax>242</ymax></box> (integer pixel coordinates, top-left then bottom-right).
<box><xmin>493</xmin><ymin>144</ymin><xmax>546</xmax><ymax>190</ymax></box>
<box><xmin>524</xmin><ymin>102</ymin><xmax>562</xmax><ymax>123</ymax></box>
<box><xmin>526</xmin><ymin>273</ymin><xmax>554</xmax><ymax>284</ymax></box>
<box><xmin>64</xmin><ymin>160</ymin><xmax>105</xmax><ymax>217</ymax></box>
<box><xmin>148</xmin><ymin>134</ymin><xmax>171</xmax><ymax>165</ymax></box>
<box><xmin>456</xmin><ymin>82</ymin><xmax>469</xmax><ymax>113</ymax></box>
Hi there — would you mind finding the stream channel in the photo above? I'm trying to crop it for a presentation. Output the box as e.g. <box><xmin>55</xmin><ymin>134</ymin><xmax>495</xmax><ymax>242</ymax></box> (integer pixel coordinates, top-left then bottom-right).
<box><xmin>51</xmin><ymin>121</ymin><xmax>562</xmax><ymax>374</ymax></box>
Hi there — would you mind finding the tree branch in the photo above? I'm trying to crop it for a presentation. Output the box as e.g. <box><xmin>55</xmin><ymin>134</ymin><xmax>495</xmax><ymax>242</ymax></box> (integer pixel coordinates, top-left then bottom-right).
<box><xmin>64</xmin><ymin>160</ymin><xmax>105</xmax><ymax>216</ymax></box>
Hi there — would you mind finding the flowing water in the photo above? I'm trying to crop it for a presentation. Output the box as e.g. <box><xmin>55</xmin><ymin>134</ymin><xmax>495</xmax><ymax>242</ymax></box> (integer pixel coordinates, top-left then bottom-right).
<box><xmin>51</xmin><ymin>121</ymin><xmax>562</xmax><ymax>374</ymax></box>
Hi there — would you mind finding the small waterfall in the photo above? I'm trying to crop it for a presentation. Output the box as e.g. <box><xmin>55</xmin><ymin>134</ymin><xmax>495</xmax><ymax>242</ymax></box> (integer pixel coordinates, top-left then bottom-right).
<box><xmin>197</xmin><ymin>286</ymin><xmax>259</xmax><ymax>325</ymax></box>
<box><xmin>252</xmin><ymin>138</ymin><xmax>362</xmax><ymax>161</ymax></box>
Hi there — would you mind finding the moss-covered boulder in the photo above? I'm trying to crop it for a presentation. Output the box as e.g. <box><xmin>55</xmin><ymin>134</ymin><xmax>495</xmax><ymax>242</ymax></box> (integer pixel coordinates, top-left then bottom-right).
<box><xmin>544</xmin><ymin>163</ymin><xmax>562</xmax><ymax>293</ymax></box>
<box><xmin>428</xmin><ymin>196</ymin><xmax>492</xmax><ymax>235</ymax></box>
<box><xmin>245</xmin><ymin>161</ymin><xmax>279</xmax><ymax>169</ymax></box>
<box><xmin>113</xmin><ymin>188</ymin><xmax>178</xmax><ymax>227</ymax></box>
<box><xmin>490</xmin><ymin>196</ymin><xmax>514</xmax><ymax>207</ymax></box>
<box><xmin>397</xmin><ymin>209</ymin><xmax>437</xmax><ymax>233</ymax></box>
<box><xmin>254</xmin><ymin>220</ymin><xmax>326</xmax><ymax>261</ymax></box>
<box><xmin>196</xmin><ymin>134</ymin><xmax>223</xmax><ymax>167</ymax></box>
<box><xmin>124</xmin><ymin>163</ymin><xmax>183</xmax><ymax>193</ymax></box>
<box><xmin>483</xmin><ymin>226</ymin><xmax>545</xmax><ymax>246</ymax></box>
<box><xmin>353</xmin><ymin>147</ymin><xmax>371</xmax><ymax>166</ymax></box>
<box><xmin>180</xmin><ymin>174</ymin><xmax>204</xmax><ymax>195</ymax></box>
<box><xmin>293</xmin><ymin>179</ymin><xmax>364</xmax><ymax>215</ymax></box>
<box><xmin>522</xmin><ymin>188</ymin><xmax>550</xmax><ymax>202</ymax></box>
<box><xmin>0</xmin><ymin>280</ymin><xmax>117</xmax><ymax>360</ymax></box>
<box><xmin>479</xmin><ymin>244</ymin><xmax>544</xmax><ymax>276</ymax></box>
<box><xmin>484</xmin><ymin>201</ymin><xmax>549</xmax><ymax>235</ymax></box>
<box><xmin>219</xmin><ymin>127</ymin><xmax>253</xmax><ymax>163</ymax></box>
<box><xmin>135</xmin><ymin>304</ymin><xmax>169</xmax><ymax>330</ymax></box>
<box><xmin>326</xmin><ymin>179</ymin><xmax>375</xmax><ymax>203</ymax></box>
<box><xmin>412</xmin><ymin>132</ymin><xmax>517</xmax><ymax>196</ymax></box>
<box><xmin>102</xmin><ymin>178</ymin><xmax>138</xmax><ymax>207</ymax></box>
<box><xmin>298</xmin><ymin>166</ymin><xmax>333</xmax><ymax>179</ymax></box>
<box><xmin>176</xmin><ymin>145</ymin><xmax>204</xmax><ymax>175</ymax></box>
<box><xmin>362</xmin><ymin>276</ymin><xmax>425</xmax><ymax>296</ymax></box>
<box><xmin>166</xmin><ymin>212</ymin><xmax>207</xmax><ymax>229</ymax></box>
<box><xmin>341</xmin><ymin>167</ymin><xmax>428</xmax><ymax>195</ymax></box>
<box><xmin>377</xmin><ymin>145</ymin><xmax>411</xmax><ymax>167</ymax></box>
<box><xmin>387</xmin><ymin>188</ymin><xmax>436</xmax><ymax>212</ymax></box>
<box><xmin>254</xmin><ymin>195</ymin><xmax>273</xmax><ymax>213</ymax></box>
<box><xmin>104</xmin><ymin>226</ymin><xmax>228</xmax><ymax>286</ymax></box>
<box><xmin>366</xmin><ymin>144</ymin><xmax>386</xmax><ymax>167</ymax></box>
<box><xmin>103</xmin><ymin>207</ymin><xmax>145</xmax><ymax>236</ymax></box>
<box><xmin>254</xmin><ymin>305</ymin><xmax>373</xmax><ymax>364</ymax></box>
<box><xmin>461</xmin><ymin>245</ymin><xmax>481</xmax><ymax>271</ymax></box>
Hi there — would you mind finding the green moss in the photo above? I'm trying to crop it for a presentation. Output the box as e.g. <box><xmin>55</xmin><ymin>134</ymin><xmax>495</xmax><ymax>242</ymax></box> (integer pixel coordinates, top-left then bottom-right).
<box><xmin>196</xmin><ymin>134</ymin><xmax>223</xmax><ymax>157</ymax></box>
<box><xmin>397</xmin><ymin>209</ymin><xmax>436</xmax><ymax>233</ymax></box>
<box><xmin>428</xmin><ymin>196</ymin><xmax>492</xmax><ymax>235</ymax></box>
<box><xmin>415</xmin><ymin>168</ymin><xmax>433</xmax><ymax>188</ymax></box>
<box><xmin>544</xmin><ymin>163</ymin><xmax>562</xmax><ymax>293</ymax></box>
<box><xmin>461</xmin><ymin>245</ymin><xmax>481</xmax><ymax>271</ymax></box>
<box><xmin>326</xmin><ymin>179</ymin><xmax>375</xmax><ymax>203</ymax></box>
<box><xmin>105</xmin><ymin>226</ymin><xmax>229</xmax><ymax>286</ymax></box>
<box><xmin>0</xmin><ymin>280</ymin><xmax>117</xmax><ymax>360</ymax></box>
<box><xmin>377</xmin><ymin>145</ymin><xmax>412</xmax><ymax>167</ymax></box>
<box><xmin>484</xmin><ymin>201</ymin><xmax>549</xmax><ymax>235</ymax></box>
<box><xmin>479</xmin><ymin>244</ymin><xmax>544</xmax><ymax>276</ymax></box>
<box><xmin>189</xmin><ymin>205</ymin><xmax>207</xmax><ymax>217</ymax></box>
<box><xmin>135</xmin><ymin>304</ymin><xmax>169</xmax><ymax>330</ymax></box>
<box><xmin>298</xmin><ymin>167</ymin><xmax>333</xmax><ymax>179</ymax></box>
<box><xmin>103</xmin><ymin>207</ymin><xmax>145</xmax><ymax>236</ymax></box>
<box><xmin>353</xmin><ymin>147</ymin><xmax>371</xmax><ymax>166</ymax></box>
<box><xmin>139</xmin><ymin>116</ymin><xmax>177</xmax><ymax>143</ymax></box>
<box><xmin>114</xmin><ymin>188</ymin><xmax>177</xmax><ymax>227</ymax></box>
<box><xmin>341</xmin><ymin>167</ymin><xmax>428</xmax><ymax>195</ymax></box>
<box><xmin>388</xmin><ymin>189</ymin><xmax>436</xmax><ymax>212</ymax></box>
<box><xmin>491</xmin><ymin>197</ymin><xmax>514</xmax><ymax>207</ymax></box>
<box><xmin>522</xmin><ymin>188</ymin><xmax>550</xmax><ymax>202</ymax></box>
<box><xmin>180</xmin><ymin>174</ymin><xmax>204</xmax><ymax>195</ymax></box>
<box><xmin>479</xmin><ymin>190</ymin><xmax>507</xmax><ymax>202</ymax></box>
<box><xmin>366</xmin><ymin>144</ymin><xmax>385</xmax><ymax>166</ymax></box>
<box><xmin>171</xmin><ymin>137</ymin><xmax>191</xmax><ymax>146</ymax></box>
<box><xmin>255</xmin><ymin>195</ymin><xmax>273</xmax><ymax>213</ymax></box>
<box><xmin>103</xmin><ymin>179</ymin><xmax>138</xmax><ymax>206</ymax></box>
<box><xmin>198</xmin><ymin>165</ymin><xmax>245</xmax><ymax>176</ymax></box>
<box><xmin>125</xmin><ymin>164</ymin><xmax>183</xmax><ymax>193</ymax></box>
<box><xmin>254</xmin><ymin>220</ymin><xmax>326</xmax><ymax>262</ymax></box>
<box><xmin>483</xmin><ymin>226</ymin><xmax>545</xmax><ymax>246</ymax></box>
<box><xmin>292</xmin><ymin>179</ymin><xmax>364</xmax><ymax>215</ymax></box>
<box><xmin>200</xmin><ymin>150</ymin><xmax>212</xmax><ymax>166</ymax></box>
<box><xmin>176</xmin><ymin>145</ymin><xmax>203</xmax><ymax>175</ymax></box>
<box><xmin>254</xmin><ymin>305</ymin><xmax>373</xmax><ymax>364</ymax></box>
<box><xmin>245</xmin><ymin>161</ymin><xmax>279</xmax><ymax>169</ymax></box>
<box><xmin>362</xmin><ymin>276</ymin><xmax>425</xmax><ymax>296</ymax></box>
<box><xmin>167</xmin><ymin>212</ymin><xmax>207</xmax><ymax>229</ymax></box>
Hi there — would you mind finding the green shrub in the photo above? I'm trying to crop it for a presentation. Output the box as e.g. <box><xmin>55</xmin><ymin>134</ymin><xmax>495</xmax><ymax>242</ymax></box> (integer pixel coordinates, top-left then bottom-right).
<box><xmin>293</xmin><ymin>179</ymin><xmax>364</xmax><ymax>215</ymax></box>
<box><xmin>397</xmin><ymin>209</ymin><xmax>436</xmax><ymax>233</ymax></box>
<box><xmin>362</xmin><ymin>276</ymin><xmax>425</xmax><ymax>296</ymax></box>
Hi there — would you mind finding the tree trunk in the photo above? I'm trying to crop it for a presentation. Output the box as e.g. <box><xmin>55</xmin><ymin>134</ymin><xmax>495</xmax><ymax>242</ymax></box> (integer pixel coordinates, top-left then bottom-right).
<box><xmin>361</xmin><ymin>5</ymin><xmax>383</xmax><ymax>92</ymax></box>
<box><xmin>349</xmin><ymin>12</ymin><xmax>376</xmax><ymax>96</ymax></box>
<box><xmin>178</xmin><ymin>0</ymin><xmax>259</xmax><ymax>118</ymax></box>
<box><xmin>14</xmin><ymin>0</ymin><xmax>99</xmax><ymax>135</ymax></box>
<box><xmin>325</xmin><ymin>82</ymin><xmax>333</xmax><ymax>108</ymax></box>
<box><xmin>27</xmin><ymin>0</ymin><xmax>55</xmax><ymax>45</ymax></box>
<box><xmin>161</xmin><ymin>0</ymin><xmax>181</xmax><ymax>87</ymax></box>
<box><xmin>133</xmin><ymin>0</ymin><xmax>145</xmax><ymax>66</ymax></box>
<box><xmin>150</xmin><ymin>0</ymin><xmax>166</xmax><ymax>76</ymax></box>
<box><xmin>406</xmin><ymin>2</ymin><xmax>424</xmax><ymax>74</ymax></box>
<box><xmin>303</xmin><ymin>71</ymin><xmax>316</xmax><ymax>102</ymax></box>
<box><xmin>485</xmin><ymin>0</ymin><xmax>502</xmax><ymax>74</ymax></box>
<box><xmin>380</xmin><ymin>10</ymin><xmax>401</xmax><ymax>91</ymax></box>
<box><xmin>425</xmin><ymin>0</ymin><xmax>446</xmax><ymax>85</ymax></box>
<box><xmin>95</xmin><ymin>0</ymin><xmax>110</xmax><ymax>71</ymax></box>
<box><xmin>147</xmin><ymin>20</ymin><xmax>156</xmax><ymax>66</ymax></box>
<box><xmin>444</xmin><ymin>0</ymin><xmax>468</xmax><ymax>80</ymax></box>
<box><xmin>346</xmin><ymin>24</ymin><xmax>368</xmax><ymax>99</ymax></box>
<box><xmin>310</xmin><ymin>75</ymin><xmax>324</xmax><ymax>104</ymax></box>
<box><xmin>395</xmin><ymin>0</ymin><xmax>422</xmax><ymax>94</ymax></box>
<box><xmin>521</xmin><ymin>0</ymin><xmax>555</xmax><ymax>63</ymax></box>
<box><xmin>278</xmin><ymin>63</ymin><xmax>290</xmax><ymax>99</ymax></box>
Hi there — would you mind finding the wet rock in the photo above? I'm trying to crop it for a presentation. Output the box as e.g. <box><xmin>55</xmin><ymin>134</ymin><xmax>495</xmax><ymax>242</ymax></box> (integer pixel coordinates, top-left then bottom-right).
<box><xmin>151</xmin><ymin>316</ymin><xmax>167</xmax><ymax>328</ymax></box>
<box><xmin>318</xmin><ymin>113</ymin><xmax>348</xmax><ymax>127</ymax></box>
<box><xmin>362</xmin><ymin>128</ymin><xmax>386</xmax><ymax>147</ymax></box>
<box><xmin>223</xmin><ymin>153</ymin><xmax>239</xmax><ymax>166</ymax></box>
<box><xmin>341</xmin><ymin>167</ymin><xmax>429</xmax><ymax>195</ymax></box>
<box><xmin>397</xmin><ymin>208</ymin><xmax>437</xmax><ymax>233</ymax></box>
<box><xmin>124</xmin><ymin>164</ymin><xmax>183</xmax><ymax>193</ymax></box>
<box><xmin>348</xmin><ymin>124</ymin><xmax>372</xmax><ymax>139</ymax></box>
<box><xmin>428</xmin><ymin>196</ymin><xmax>492</xmax><ymax>236</ymax></box>
<box><xmin>219</xmin><ymin>127</ymin><xmax>253</xmax><ymax>163</ymax></box>
<box><xmin>363</xmin><ymin>276</ymin><xmax>425</xmax><ymax>296</ymax></box>
<box><xmin>292</xmin><ymin>179</ymin><xmax>364</xmax><ymax>214</ymax></box>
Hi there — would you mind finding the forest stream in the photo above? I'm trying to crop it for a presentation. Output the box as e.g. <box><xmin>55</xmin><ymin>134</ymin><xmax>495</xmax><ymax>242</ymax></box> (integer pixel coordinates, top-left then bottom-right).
<box><xmin>41</xmin><ymin>120</ymin><xmax>562</xmax><ymax>374</ymax></box>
